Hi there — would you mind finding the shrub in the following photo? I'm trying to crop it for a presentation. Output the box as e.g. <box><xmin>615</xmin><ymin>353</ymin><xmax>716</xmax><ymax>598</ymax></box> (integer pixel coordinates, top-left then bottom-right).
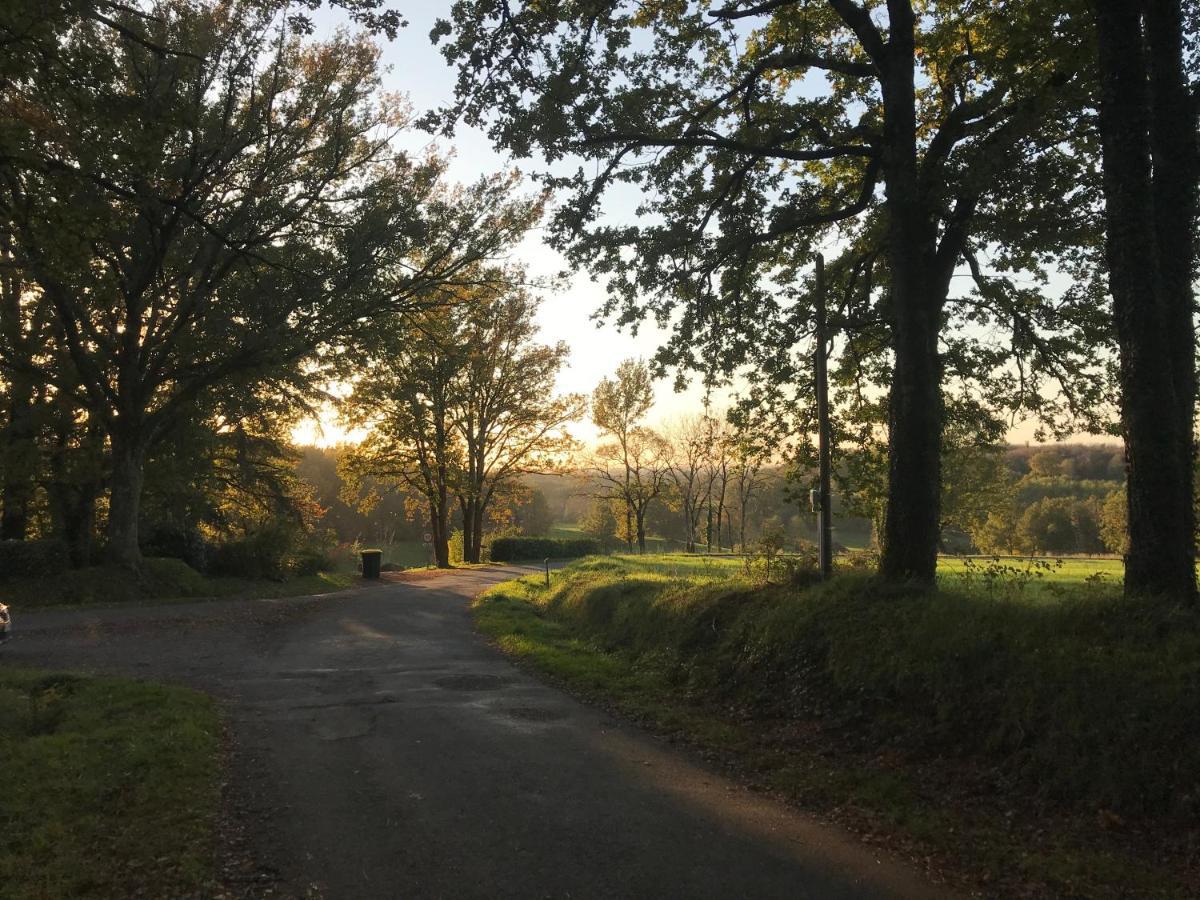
<box><xmin>0</xmin><ymin>539</ymin><xmax>70</xmax><ymax>578</ymax></box>
<box><xmin>207</xmin><ymin>524</ymin><xmax>295</xmax><ymax>580</ymax></box>
<box><xmin>487</xmin><ymin>536</ymin><xmax>601</xmax><ymax>562</ymax></box>
<box><xmin>290</xmin><ymin>550</ymin><xmax>331</xmax><ymax>577</ymax></box>
<box><xmin>139</xmin><ymin>524</ymin><xmax>211</xmax><ymax>571</ymax></box>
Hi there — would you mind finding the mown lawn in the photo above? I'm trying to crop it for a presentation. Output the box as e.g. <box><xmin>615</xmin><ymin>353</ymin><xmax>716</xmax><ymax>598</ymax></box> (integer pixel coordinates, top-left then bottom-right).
<box><xmin>474</xmin><ymin>554</ymin><xmax>1197</xmax><ymax>898</ymax></box>
<box><xmin>1</xmin><ymin>557</ymin><xmax>357</xmax><ymax>611</ymax></box>
<box><xmin>0</xmin><ymin>667</ymin><xmax>222</xmax><ymax>898</ymax></box>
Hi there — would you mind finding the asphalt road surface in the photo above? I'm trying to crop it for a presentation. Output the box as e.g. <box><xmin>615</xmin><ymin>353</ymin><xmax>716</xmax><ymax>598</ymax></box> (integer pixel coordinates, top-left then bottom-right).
<box><xmin>7</xmin><ymin>566</ymin><xmax>947</xmax><ymax>899</ymax></box>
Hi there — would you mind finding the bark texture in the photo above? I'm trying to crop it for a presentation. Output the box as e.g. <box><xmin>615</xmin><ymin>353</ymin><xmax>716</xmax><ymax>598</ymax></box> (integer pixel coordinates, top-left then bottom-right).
<box><xmin>1094</xmin><ymin>0</ymin><xmax>1198</xmax><ymax>601</ymax></box>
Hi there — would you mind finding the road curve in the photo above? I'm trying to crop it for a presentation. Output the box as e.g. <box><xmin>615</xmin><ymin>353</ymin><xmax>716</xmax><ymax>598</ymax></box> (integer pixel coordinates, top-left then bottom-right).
<box><xmin>6</xmin><ymin>567</ymin><xmax>948</xmax><ymax>899</ymax></box>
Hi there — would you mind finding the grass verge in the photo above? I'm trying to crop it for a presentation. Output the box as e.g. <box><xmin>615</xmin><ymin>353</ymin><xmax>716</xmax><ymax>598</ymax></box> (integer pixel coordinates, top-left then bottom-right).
<box><xmin>0</xmin><ymin>666</ymin><xmax>221</xmax><ymax>898</ymax></box>
<box><xmin>2</xmin><ymin>557</ymin><xmax>357</xmax><ymax>610</ymax></box>
<box><xmin>474</xmin><ymin>556</ymin><xmax>1198</xmax><ymax>898</ymax></box>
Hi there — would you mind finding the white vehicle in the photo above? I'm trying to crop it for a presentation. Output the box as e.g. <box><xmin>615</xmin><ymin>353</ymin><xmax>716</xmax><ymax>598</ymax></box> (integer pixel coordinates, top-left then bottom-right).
<box><xmin>0</xmin><ymin>603</ymin><xmax>9</xmax><ymax>645</ymax></box>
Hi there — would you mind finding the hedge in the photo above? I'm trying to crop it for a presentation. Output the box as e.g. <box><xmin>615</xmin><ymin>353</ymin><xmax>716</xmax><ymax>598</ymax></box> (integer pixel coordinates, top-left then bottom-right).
<box><xmin>487</xmin><ymin>537</ymin><xmax>601</xmax><ymax>562</ymax></box>
<box><xmin>0</xmin><ymin>539</ymin><xmax>70</xmax><ymax>578</ymax></box>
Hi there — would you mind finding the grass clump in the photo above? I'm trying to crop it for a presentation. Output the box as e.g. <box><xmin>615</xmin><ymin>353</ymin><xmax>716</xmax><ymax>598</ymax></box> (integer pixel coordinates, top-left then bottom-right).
<box><xmin>475</xmin><ymin>555</ymin><xmax>1199</xmax><ymax>896</ymax></box>
<box><xmin>0</xmin><ymin>666</ymin><xmax>222</xmax><ymax>898</ymax></box>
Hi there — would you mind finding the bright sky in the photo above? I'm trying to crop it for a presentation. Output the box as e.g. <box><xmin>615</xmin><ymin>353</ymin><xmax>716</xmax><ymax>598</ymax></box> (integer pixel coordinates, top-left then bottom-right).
<box><xmin>292</xmin><ymin>5</ymin><xmax>715</xmax><ymax>446</ymax></box>
<box><xmin>292</xmin><ymin>6</ymin><xmax>1101</xmax><ymax>449</ymax></box>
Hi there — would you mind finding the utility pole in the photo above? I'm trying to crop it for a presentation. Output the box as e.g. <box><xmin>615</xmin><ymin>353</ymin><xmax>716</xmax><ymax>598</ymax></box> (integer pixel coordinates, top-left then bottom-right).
<box><xmin>814</xmin><ymin>254</ymin><xmax>834</xmax><ymax>579</ymax></box>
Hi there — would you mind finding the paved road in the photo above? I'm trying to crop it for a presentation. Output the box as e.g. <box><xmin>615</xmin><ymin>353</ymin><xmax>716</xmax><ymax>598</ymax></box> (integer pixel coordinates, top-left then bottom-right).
<box><xmin>6</xmin><ymin>567</ymin><xmax>946</xmax><ymax>899</ymax></box>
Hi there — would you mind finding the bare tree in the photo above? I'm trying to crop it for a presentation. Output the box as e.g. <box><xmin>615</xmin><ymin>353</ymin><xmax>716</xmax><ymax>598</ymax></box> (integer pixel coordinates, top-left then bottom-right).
<box><xmin>592</xmin><ymin>426</ymin><xmax>670</xmax><ymax>554</ymax></box>
<box><xmin>664</xmin><ymin>415</ymin><xmax>710</xmax><ymax>552</ymax></box>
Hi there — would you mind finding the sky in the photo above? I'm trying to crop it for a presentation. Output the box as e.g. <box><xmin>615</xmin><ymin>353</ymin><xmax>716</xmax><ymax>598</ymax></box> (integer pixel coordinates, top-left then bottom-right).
<box><xmin>292</xmin><ymin>5</ymin><xmax>1103</xmax><ymax>450</ymax></box>
<box><xmin>292</xmin><ymin>5</ymin><xmax>714</xmax><ymax>447</ymax></box>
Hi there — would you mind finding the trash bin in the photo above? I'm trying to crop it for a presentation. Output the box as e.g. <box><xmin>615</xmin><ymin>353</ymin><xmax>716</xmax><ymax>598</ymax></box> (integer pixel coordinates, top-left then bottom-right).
<box><xmin>361</xmin><ymin>549</ymin><xmax>383</xmax><ymax>579</ymax></box>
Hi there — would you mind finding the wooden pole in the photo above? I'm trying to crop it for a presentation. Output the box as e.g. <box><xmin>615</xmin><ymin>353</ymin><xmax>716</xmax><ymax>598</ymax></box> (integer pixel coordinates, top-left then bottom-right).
<box><xmin>814</xmin><ymin>254</ymin><xmax>834</xmax><ymax>579</ymax></box>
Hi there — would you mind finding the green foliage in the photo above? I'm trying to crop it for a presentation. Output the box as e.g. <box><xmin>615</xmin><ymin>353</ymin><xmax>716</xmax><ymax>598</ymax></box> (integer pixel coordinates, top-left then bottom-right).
<box><xmin>579</xmin><ymin>498</ymin><xmax>619</xmax><ymax>546</ymax></box>
<box><xmin>1100</xmin><ymin>487</ymin><xmax>1129</xmax><ymax>555</ymax></box>
<box><xmin>0</xmin><ymin>538</ymin><xmax>69</xmax><ymax>577</ymax></box>
<box><xmin>0</xmin><ymin>667</ymin><xmax>220</xmax><ymax>898</ymax></box>
<box><xmin>1016</xmin><ymin>496</ymin><xmax>1105</xmax><ymax>555</ymax></box>
<box><xmin>207</xmin><ymin>523</ymin><xmax>300</xmax><ymax>581</ymax></box>
<box><xmin>487</xmin><ymin>536</ymin><xmax>601</xmax><ymax>562</ymax></box>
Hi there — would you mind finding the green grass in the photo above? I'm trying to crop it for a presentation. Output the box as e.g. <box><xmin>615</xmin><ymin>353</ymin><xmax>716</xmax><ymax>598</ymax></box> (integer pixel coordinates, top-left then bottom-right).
<box><xmin>0</xmin><ymin>666</ymin><xmax>221</xmax><ymax>898</ymax></box>
<box><xmin>474</xmin><ymin>555</ymin><xmax>1198</xmax><ymax>898</ymax></box>
<box><xmin>1</xmin><ymin>557</ymin><xmax>357</xmax><ymax>611</ymax></box>
<box><xmin>590</xmin><ymin>550</ymin><xmax>1127</xmax><ymax>588</ymax></box>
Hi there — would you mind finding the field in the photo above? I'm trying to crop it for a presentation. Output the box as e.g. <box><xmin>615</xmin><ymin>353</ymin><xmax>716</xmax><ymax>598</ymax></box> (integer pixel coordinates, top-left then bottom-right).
<box><xmin>473</xmin><ymin>553</ymin><xmax>1198</xmax><ymax>898</ymax></box>
<box><xmin>581</xmin><ymin>551</ymin><xmax>1127</xmax><ymax>588</ymax></box>
<box><xmin>0</xmin><ymin>667</ymin><xmax>221</xmax><ymax>898</ymax></box>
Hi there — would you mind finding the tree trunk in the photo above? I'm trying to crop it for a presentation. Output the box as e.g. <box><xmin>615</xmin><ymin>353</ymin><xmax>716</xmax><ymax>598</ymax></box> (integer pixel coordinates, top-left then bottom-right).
<box><xmin>470</xmin><ymin>501</ymin><xmax>485</xmax><ymax>564</ymax></box>
<box><xmin>877</xmin><ymin>5</ymin><xmax>944</xmax><ymax>585</ymax></box>
<box><xmin>1093</xmin><ymin>0</ymin><xmax>1198</xmax><ymax>600</ymax></box>
<box><xmin>635</xmin><ymin>506</ymin><xmax>647</xmax><ymax>554</ymax></box>
<box><xmin>432</xmin><ymin>478</ymin><xmax>451</xmax><ymax>568</ymax></box>
<box><xmin>460</xmin><ymin>496</ymin><xmax>475</xmax><ymax>564</ymax></box>
<box><xmin>106</xmin><ymin>432</ymin><xmax>146</xmax><ymax>569</ymax></box>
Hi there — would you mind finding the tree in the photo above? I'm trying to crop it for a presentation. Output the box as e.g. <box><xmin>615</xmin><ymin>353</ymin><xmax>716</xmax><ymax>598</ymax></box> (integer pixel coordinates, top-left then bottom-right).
<box><xmin>1091</xmin><ymin>0</ymin><xmax>1199</xmax><ymax>600</ymax></box>
<box><xmin>345</xmin><ymin>279</ymin><xmax>581</xmax><ymax>566</ymax></box>
<box><xmin>450</xmin><ymin>285</ymin><xmax>585</xmax><ymax>563</ymax></box>
<box><xmin>1016</xmin><ymin>496</ymin><xmax>1105</xmax><ymax>555</ymax></box>
<box><xmin>1099</xmin><ymin>487</ymin><xmax>1129</xmax><ymax>556</ymax></box>
<box><xmin>700</xmin><ymin>412</ymin><xmax>732</xmax><ymax>551</ymax></box>
<box><xmin>515</xmin><ymin>489</ymin><xmax>554</xmax><ymax>537</ymax></box>
<box><xmin>591</xmin><ymin>359</ymin><xmax>655</xmax><ymax>550</ymax></box>
<box><xmin>592</xmin><ymin>425</ymin><xmax>670</xmax><ymax>554</ymax></box>
<box><xmin>0</xmin><ymin>0</ymin><xmax>536</xmax><ymax>567</ymax></box>
<box><xmin>432</xmin><ymin>0</ymin><xmax>1104</xmax><ymax>583</ymax></box>
<box><xmin>730</xmin><ymin>433</ymin><xmax>770</xmax><ymax>553</ymax></box>
<box><xmin>579</xmin><ymin>497</ymin><xmax>618</xmax><ymax>547</ymax></box>
<box><xmin>941</xmin><ymin>445</ymin><xmax>1017</xmax><ymax>550</ymax></box>
<box><xmin>342</xmin><ymin>307</ymin><xmax>463</xmax><ymax>567</ymax></box>
<box><xmin>664</xmin><ymin>415</ymin><xmax>710</xmax><ymax>552</ymax></box>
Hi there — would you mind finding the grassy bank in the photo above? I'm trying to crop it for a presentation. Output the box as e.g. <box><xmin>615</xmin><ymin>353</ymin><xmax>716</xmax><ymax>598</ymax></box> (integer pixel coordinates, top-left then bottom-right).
<box><xmin>474</xmin><ymin>555</ymin><xmax>1198</xmax><ymax>898</ymax></box>
<box><xmin>0</xmin><ymin>667</ymin><xmax>222</xmax><ymax>897</ymax></box>
<box><xmin>2</xmin><ymin>557</ymin><xmax>356</xmax><ymax>611</ymax></box>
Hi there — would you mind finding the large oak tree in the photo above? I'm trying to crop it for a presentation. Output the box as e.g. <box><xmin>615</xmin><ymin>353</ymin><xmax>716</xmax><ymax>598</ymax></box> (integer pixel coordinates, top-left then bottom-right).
<box><xmin>431</xmin><ymin>0</ymin><xmax>1104</xmax><ymax>583</ymax></box>
<box><xmin>1091</xmin><ymin>0</ymin><xmax>1199</xmax><ymax>601</ymax></box>
<box><xmin>0</xmin><ymin>0</ymin><xmax>535</xmax><ymax>566</ymax></box>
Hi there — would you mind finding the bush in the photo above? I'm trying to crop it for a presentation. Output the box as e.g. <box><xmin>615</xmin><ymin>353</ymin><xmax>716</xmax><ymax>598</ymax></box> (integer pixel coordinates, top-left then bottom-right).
<box><xmin>290</xmin><ymin>550</ymin><xmax>331</xmax><ymax>577</ymax></box>
<box><xmin>139</xmin><ymin>524</ymin><xmax>211</xmax><ymax>571</ymax></box>
<box><xmin>0</xmin><ymin>539</ymin><xmax>70</xmax><ymax>578</ymax></box>
<box><xmin>487</xmin><ymin>536</ymin><xmax>601</xmax><ymax>562</ymax></box>
<box><xmin>207</xmin><ymin>525</ymin><xmax>295</xmax><ymax>580</ymax></box>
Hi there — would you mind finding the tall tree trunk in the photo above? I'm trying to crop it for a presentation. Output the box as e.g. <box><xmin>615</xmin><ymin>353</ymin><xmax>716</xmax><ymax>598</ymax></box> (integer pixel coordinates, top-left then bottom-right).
<box><xmin>432</xmin><ymin>478</ymin><xmax>451</xmax><ymax>568</ymax></box>
<box><xmin>1093</xmin><ymin>0</ymin><xmax>1198</xmax><ymax>600</ymax></box>
<box><xmin>624</xmin><ymin>499</ymin><xmax>634</xmax><ymax>552</ymax></box>
<box><xmin>635</xmin><ymin>505</ymin><xmax>647</xmax><ymax>554</ymax></box>
<box><xmin>106</xmin><ymin>431</ymin><xmax>146</xmax><ymax>569</ymax></box>
<box><xmin>471</xmin><ymin>502</ymin><xmax>485</xmax><ymax>563</ymax></box>
<box><xmin>878</xmin><ymin>4</ymin><xmax>944</xmax><ymax>585</ymax></box>
<box><xmin>460</xmin><ymin>496</ymin><xmax>475</xmax><ymax>564</ymax></box>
